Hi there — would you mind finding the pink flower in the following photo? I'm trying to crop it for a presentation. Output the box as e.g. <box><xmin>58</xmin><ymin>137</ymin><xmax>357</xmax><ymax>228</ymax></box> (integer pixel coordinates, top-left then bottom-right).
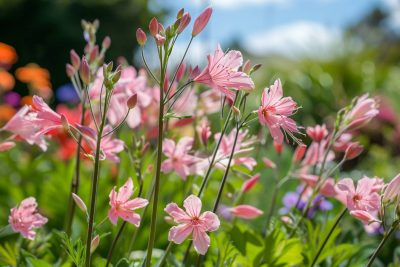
<box><xmin>165</xmin><ymin>195</ymin><xmax>220</xmax><ymax>255</ymax></box>
<box><xmin>108</xmin><ymin>178</ymin><xmax>148</xmax><ymax>226</ymax></box>
<box><xmin>161</xmin><ymin>137</ymin><xmax>200</xmax><ymax>179</ymax></box>
<box><xmin>343</xmin><ymin>141</ymin><xmax>363</xmax><ymax>160</ymax></box>
<box><xmin>192</xmin><ymin>6</ymin><xmax>213</xmax><ymax>36</ymax></box>
<box><xmin>9</xmin><ymin>197</ymin><xmax>48</xmax><ymax>240</ymax></box>
<box><xmin>194</xmin><ymin>45</ymin><xmax>254</xmax><ymax>101</ymax></box>
<box><xmin>258</xmin><ymin>79</ymin><xmax>299</xmax><ymax>145</ymax></box>
<box><xmin>302</xmin><ymin>139</ymin><xmax>334</xmax><ymax>166</ymax></box>
<box><xmin>350</xmin><ymin>210</ymin><xmax>379</xmax><ymax>225</ymax></box>
<box><xmin>343</xmin><ymin>94</ymin><xmax>379</xmax><ymax>131</ymax></box>
<box><xmin>300</xmin><ymin>174</ymin><xmax>336</xmax><ymax>197</ymax></box>
<box><xmin>229</xmin><ymin>205</ymin><xmax>263</xmax><ymax>219</ymax></box>
<box><xmin>306</xmin><ymin>124</ymin><xmax>328</xmax><ymax>142</ymax></box>
<box><xmin>383</xmin><ymin>174</ymin><xmax>400</xmax><ymax>203</ymax></box>
<box><xmin>78</xmin><ymin>125</ymin><xmax>124</xmax><ymax>163</ymax></box>
<box><xmin>336</xmin><ymin>177</ymin><xmax>381</xmax><ymax>212</ymax></box>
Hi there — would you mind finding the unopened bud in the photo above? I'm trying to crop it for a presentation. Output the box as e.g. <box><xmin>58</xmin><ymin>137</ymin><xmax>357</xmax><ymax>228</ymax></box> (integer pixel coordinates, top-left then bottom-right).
<box><xmin>177</xmin><ymin>12</ymin><xmax>191</xmax><ymax>34</ymax></box>
<box><xmin>136</xmin><ymin>28</ymin><xmax>147</xmax><ymax>46</ymax></box>
<box><xmin>70</xmin><ymin>50</ymin><xmax>81</xmax><ymax>70</ymax></box>
<box><xmin>232</xmin><ymin>106</ymin><xmax>241</xmax><ymax>119</ymax></box>
<box><xmin>112</xmin><ymin>65</ymin><xmax>122</xmax><ymax>84</ymax></box>
<box><xmin>158</xmin><ymin>23</ymin><xmax>165</xmax><ymax>34</ymax></box>
<box><xmin>90</xmin><ymin>235</ymin><xmax>100</xmax><ymax>254</ymax></box>
<box><xmin>242</xmin><ymin>59</ymin><xmax>251</xmax><ymax>74</ymax></box>
<box><xmin>241</xmin><ymin>173</ymin><xmax>261</xmax><ymax>193</ymax></box>
<box><xmin>127</xmin><ymin>94</ymin><xmax>138</xmax><ymax>109</ymax></box>
<box><xmin>262</xmin><ymin>157</ymin><xmax>276</xmax><ymax>169</ymax></box>
<box><xmin>273</xmin><ymin>142</ymin><xmax>283</xmax><ymax>154</ymax></box>
<box><xmin>89</xmin><ymin>45</ymin><xmax>99</xmax><ymax>62</ymax></box>
<box><xmin>102</xmin><ymin>36</ymin><xmax>111</xmax><ymax>49</ymax></box>
<box><xmin>176</xmin><ymin>8</ymin><xmax>184</xmax><ymax>19</ymax></box>
<box><xmin>192</xmin><ymin>6</ymin><xmax>213</xmax><ymax>36</ymax></box>
<box><xmin>72</xmin><ymin>193</ymin><xmax>87</xmax><ymax>213</ymax></box>
<box><xmin>383</xmin><ymin>174</ymin><xmax>400</xmax><ymax>203</ymax></box>
<box><xmin>66</xmin><ymin>64</ymin><xmax>75</xmax><ymax>78</ymax></box>
<box><xmin>176</xmin><ymin>63</ymin><xmax>185</xmax><ymax>82</ymax></box>
<box><xmin>344</xmin><ymin>142</ymin><xmax>363</xmax><ymax>160</ymax></box>
<box><xmin>149</xmin><ymin>17</ymin><xmax>159</xmax><ymax>36</ymax></box>
<box><xmin>249</xmin><ymin>64</ymin><xmax>262</xmax><ymax>74</ymax></box>
<box><xmin>79</xmin><ymin>57</ymin><xmax>91</xmax><ymax>85</ymax></box>
<box><xmin>293</xmin><ymin>143</ymin><xmax>307</xmax><ymax>162</ymax></box>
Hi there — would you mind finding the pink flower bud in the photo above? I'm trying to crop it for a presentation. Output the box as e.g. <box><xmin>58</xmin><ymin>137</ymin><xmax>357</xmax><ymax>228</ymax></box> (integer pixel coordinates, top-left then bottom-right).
<box><xmin>163</xmin><ymin>74</ymin><xmax>169</xmax><ymax>92</ymax></box>
<box><xmin>155</xmin><ymin>34</ymin><xmax>166</xmax><ymax>46</ymax></box>
<box><xmin>102</xmin><ymin>36</ymin><xmax>111</xmax><ymax>49</ymax></box>
<box><xmin>149</xmin><ymin>17</ymin><xmax>159</xmax><ymax>36</ymax></box>
<box><xmin>273</xmin><ymin>141</ymin><xmax>283</xmax><ymax>155</ymax></box>
<box><xmin>66</xmin><ymin>64</ymin><xmax>75</xmax><ymax>78</ymax></box>
<box><xmin>229</xmin><ymin>205</ymin><xmax>263</xmax><ymax>219</ymax></box>
<box><xmin>177</xmin><ymin>12</ymin><xmax>191</xmax><ymax>34</ymax></box>
<box><xmin>0</xmin><ymin>141</ymin><xmax>15</xmax><ymax>152</ymax></box>
<box><xmin>90</xmin><ymin>235</ymin><xmax>100</xmax><ymax>254</ymax></box>
<box><xmin>158</xmin><ymin>23</ymin><xmax>165</xmax><ymax>34</ymax></box>
<box><xmin>79</xmin><ymin>57</ymin><xmax>90</xmax><ymax>85</ymax></box>
<box><xmin>189</xmin><ymin>65</ymin><xmax>200</xmax><ymax>79</ymax></box>
<box><xmin>383</xmin><ymin>174</ymin><xmax>400</xmax><ymax>203</ymax></box>
<box><xmin>242</xmin><ymin>59</ymin><xmax>251</xmax><ymax>74</ymax></box>
<box><xmin>262</xmin><ymin>157</ymin><xmax>276</xmax><ymax>169</ymax></box>
<box><xmin>136</xmin><ymin>28</ymin><xmax>147</xmax><ymax>46</ymax></box>
<box><xmin>72</xmin><ymin>193</ymin><xmax>87</xmax><ymax>213</ymax></box>
<box><xmin>70</xmin><ymin>49</ymin><xmax>81</xmax><ymax>70</ymax></box>
<box><xmin>241</xmin><ymin>173</ymin><xmax>260</xmax><ymax>193</ymax></box>
<box><xmin>344</xmin><ymin>142</ymin><xmax>363</xmax><ymax>160</ymax></box>
<box><xmin>306</xmin><ymin>124</ymin><xmax>328</xmax><ymax>142</ymax></box>
<box><xmin>89</xmin><ymin>45</ymin><xmax>99</xmax><ymax>62</ymax></box>
<box><xmin>349</xmin><ymin>210</ymin><xmax>379</xmax><ymax>225</ymax></box>
<box><xmin>344</xmin><ymin>94</ymin><xmax>379</xmax><ymax>131</ymax></box>
<box><xmin>293</xmin><ymin>143</ymin><xmax>307</xmax><ymax>162</ymax></box>
<box><xmin>127</xmin><ymin>93</ymin><xmax>138</xmax><ymax>109</ymax></box>
<box><xmin>192</xmin><ymin>6</ymin><xmax>213</xmax><ymax>36</ymax></box>
<box><xmin>176</xmin><ymin>63</ymin><xmax>185</xmax><ymax>82</ymax></box>
<box><xmin>61</xmin><ymin>114</ymin><xmax>69</xmax><ymax>131</ymax></box>
<box><xmin>281</xmin><ymin>216</ymin><xmax>294</xmax><ymax>225</ymax></box>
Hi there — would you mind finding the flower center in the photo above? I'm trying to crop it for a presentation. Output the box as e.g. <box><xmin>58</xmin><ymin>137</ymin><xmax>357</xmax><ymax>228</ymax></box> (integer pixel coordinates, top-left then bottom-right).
<box><xmin>191</xmin><ymin>217</ymin><xmax>201</xmax><ymax>225</ymax></box>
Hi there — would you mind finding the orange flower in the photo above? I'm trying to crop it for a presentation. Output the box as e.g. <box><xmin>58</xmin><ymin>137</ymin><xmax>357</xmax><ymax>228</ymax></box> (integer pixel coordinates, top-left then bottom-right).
<box><xmin>20</xmin><ymin>96</ymin><xmax>33</xmax><ymax>106</ymax></box>
<box><xmin>0</xmin><ymin>42</ymin><xmax>18</xmax><ymax>68</ymax></box>
<box><xmin>0</xmin><ymin>70</ymin><xmax>15</xmax><ymax>91</ymax></box>
<box><xmin>0</xmin><ymin>104</ymin><xmax>16</xmax><ymax>124</ymax></box>
<box><xmin>15</xmin><ymin>64</ymin><xmax>52</xmax><ymax>99</ymax></box>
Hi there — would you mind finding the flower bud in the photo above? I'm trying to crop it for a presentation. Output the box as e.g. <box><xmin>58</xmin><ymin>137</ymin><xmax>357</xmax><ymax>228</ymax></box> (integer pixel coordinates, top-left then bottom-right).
<box><xmin>293</xmin><ymin>143</ymin><xmax>307</xmax><ymax>162</ymax></box>
<box><xmin>136</xmin><ymin>28</ymin><xmax>147</xmax><ymax>46</ymax></box>
<box><xmin>192</xmin><ymin>6</ymin><xmax>213</xmax><ymax>36</ymax></box>
<box><xmin>102</xmin><ymin>36</ymin><xmax>111</xmax><ymax>49</ymax></box>
<box><xmin>242</xmin><ymin>59</ymin><xmax>251</xmax><ymax>74</ymax></box>
<box><xmin>344</xmin><ymin>142</ymin><xmax>363</xmax><ymax>160</ymax></box>
<box><xmin>155</xmin><ymin>34</ymin><xmax>166</xmax><ymax>46</ymax></box>
<box><xmin>273</xmin><ymin>141</ymin><xmax>283</xmax><ymax>155</ymax></box>
<box><xmin>262</xmin><ymin>157</ymin><xmax>276</xmax><ymax>169</ymax></box>
<box><xmin>66</xmin><ymin>64</ymin><xmax>75</xmax><ymax>78</ymax></box>
<box><xmin>70</xmin><ymin>49</ymin><xmax>81</xmax><ymax>70</ymax></box>
<box><xmin>383</xmin><ymin>174</ymin><xmax>400</xmax><ymax>203</ymax></box>
<box><xmin>176</xmin><ymin>8</ymin><xmax>184</xmax><ymax>19</ymax></box>
<box><xmin>176</xmin><ymin>63</ymin><xmax>185</xmax><ymax>82</ymax></box>
<box><xmin>127</xmin><ymin>93</ymin><xmax>138</xmax><ymax>109</ymax></box>
<box><xmin>79</xmin><ymin>57</ymin><xmax>91</xmax><ymax>85</ymax></box>
<box><xmin>229</xmin><ymin>205</ymin><xmax>263</xmax><ymax>219</ymax></box>
<box><xmin>0</xmin><ymin>141</ymin><xmax>15</xmax><ymax>152</ymax></box>
<box><xmin>249</xmin><ymin>64</ymin><xmax>262</xmax><ymax>75</ymax></box>
<box><xmin>197</xmin><ymin>119</ymin><xmax>211</xmax><ymax>146</ymax></box>
<box><xmin>149</xmin><ymin>17</ymin><xmax>159</xmax><ymax>36</ymax></box>
<box><xmin>158</xmin><ymin>23</ymin><xmax>165</xmax><ymax>34</ymax></box>
<box><xmin>306</xmin><ymin>124</ymin><xmax>328</xmax><ymax>142</ymax></box>
<box><xmin>177</xmin><ymin>12</ymin><xmax>191</xmax><ymax>34</ymax></box>
<box><xmin>111</xmin><ymin>65</ymin><xmax>122</xmax><ymax>84</ymax></box>
<box><xmin>241</xmin><ymin>173</ymin><xmax>261</xmax><ymax>193</ymax></box>
<box><xmin>90</xmin><ymin>235</ymin><xmax>100</xmax><ymax>254</ymax></box>
<box><xmin>72</xmin><ymin>193</ymin><xmax>87</xmax><ymax>213</ymax></box>
<box><xmin>89</xmin><ymin>45</ymin><xmax>99</xmax><ymax>62</ymax></box>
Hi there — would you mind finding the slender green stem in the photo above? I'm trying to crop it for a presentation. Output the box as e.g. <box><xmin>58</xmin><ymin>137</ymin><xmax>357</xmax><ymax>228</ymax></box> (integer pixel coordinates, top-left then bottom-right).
<box><xmin>310</xmin><ymin>208</ymin><xmax>347</xmax><ymax>267</ymax></box>
<box><xmin>65</xmin><ymin>91</ymin><xmax>87</xmax><ymax>236</ymax></box>
<box><xmin>105</xmin><ymin>221</ymin><xmax>127</xmax><ymax>267</ymax></box>
<box><xmin>366</xmin><ymin>221</ymin><xmax>400</xmax><ymax>267</ymax></box>
<box><xmin>145</xmin><ymin>58</ymin><xmax>166</xmax><ymax>267</ymax></box>
<box><xmin>156</xmin><ymin>242</ymin><xmax>174</xmax><ymax>267</ymax></box>
<box><xmin>85</xmin><ymin>93</ymin><xmax>108</xmax><ymax>267</ymax></box>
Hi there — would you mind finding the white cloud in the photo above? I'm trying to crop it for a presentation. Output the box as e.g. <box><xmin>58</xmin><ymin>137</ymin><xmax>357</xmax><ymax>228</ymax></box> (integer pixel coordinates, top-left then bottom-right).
<box><xmin>191</xmin><ymin>0</ymin><xmax>291</xmax><ymax>9</ymax></box>
<box><xmin>243</xmin><ymin>21</ymin><xmax>343</xmax><ymax>59</ymax></box>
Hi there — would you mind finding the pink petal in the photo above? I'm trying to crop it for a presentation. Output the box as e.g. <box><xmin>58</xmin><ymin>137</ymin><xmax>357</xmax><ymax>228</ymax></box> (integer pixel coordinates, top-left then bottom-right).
<box><xmin>200</xmin><ymin>211</ymin><xmax>220</xmax><ymax>232</ymax></box>
<box><xmin>192</xmin><ymin>228</ymin><xmax>210</xmax><ymax>255</ymax></box>
<box><xmin>108</xmin><ymin>208</ymin><xmax>119</xmax><ymax>225</ymax></box>
<box><xmin>165</xmin><ymin>203</ymin><xmax>191</xmax><ymax>223</ymax></box>
<box><xmin>168</xmin><ymin>223</ymin><xmax>193</xmax><ymax>244</ymax></box>
<box><xmin>123</xmin><ymin>198</ymin><xmax>149</xmax><ymax>210</ymax></box>
<box><xmin>184</xmin><ymin>195</ymin><xmax>202</xmax><ymax>218</ymax></box>
<box><xmin>117</xmin><ymin>178</ymin><xmax>133</xmax><ymax>203</ymax></box>
<box><xmin>337</xmin><ymin>178</ymin><xmax>355</xmax><ymax>193</ymax></box>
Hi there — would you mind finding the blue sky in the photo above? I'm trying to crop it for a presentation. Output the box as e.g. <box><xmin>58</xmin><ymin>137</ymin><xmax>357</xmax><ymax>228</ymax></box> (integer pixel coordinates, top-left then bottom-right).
<box><xmin>148</xmin><ymin>0</ymin><xmax>396</xmax><ymax>63</ymax></box>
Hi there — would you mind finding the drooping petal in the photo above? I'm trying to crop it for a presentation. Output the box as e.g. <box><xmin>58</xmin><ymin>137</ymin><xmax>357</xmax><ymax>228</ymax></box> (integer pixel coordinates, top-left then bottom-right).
<box><xmin>192</xmin><ymin>228</ymin><xmax>210</xmax><ymax>255</ymax></box>
<box><xmin>168</xmin><ymin>223</ymin><xmax>193</xmax><ymax>244</ymax></box>
<box><xmin>123</xmin><ymin>198</ymin><xmax>149</xmax><ymax>210</ymax></box>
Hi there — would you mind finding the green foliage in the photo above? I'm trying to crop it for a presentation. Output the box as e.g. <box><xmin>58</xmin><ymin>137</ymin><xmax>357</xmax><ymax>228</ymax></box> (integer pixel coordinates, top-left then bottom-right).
<box><xmin>58</xmin><ymin>231</ymin><xmax>86</xmax><ymax>267</ymax></box>
<box><xmin>0</xmin><ymin>242</ymin><xmax>17</xmax><ymax>266</ymax></box>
